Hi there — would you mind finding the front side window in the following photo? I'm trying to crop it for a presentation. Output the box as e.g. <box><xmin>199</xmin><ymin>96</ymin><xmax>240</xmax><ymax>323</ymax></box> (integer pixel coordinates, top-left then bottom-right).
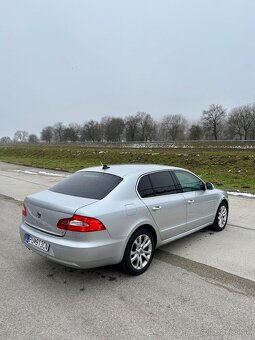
<box><xmin>174</xmin><ymin>170</ymin><xmax>204</xmax><ymax>192</ymax></box>
<box><xmin>137</xmin><ymin>171</ymin><xmax>178</xmax><ymax>198</ymax></box>
<box><xmin>49</xmin><ymin>171</ymin><xmax>123</xmax><ymax>199</ymax></box>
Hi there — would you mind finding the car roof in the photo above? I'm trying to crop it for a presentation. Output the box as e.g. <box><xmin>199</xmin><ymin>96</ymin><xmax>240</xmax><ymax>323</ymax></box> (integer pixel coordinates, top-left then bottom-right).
<box><xmin>79</xmin><ymin>164</ymin><xmax>184</xmax><ymax>178</ymax></box>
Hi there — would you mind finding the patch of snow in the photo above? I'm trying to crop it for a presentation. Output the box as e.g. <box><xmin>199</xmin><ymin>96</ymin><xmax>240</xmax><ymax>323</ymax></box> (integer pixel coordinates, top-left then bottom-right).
<box><xmin>15</xmin><ymin>170</ymin><xmax>37</xmax><ymax>175</ymax></box>
<box><xmin>127</xmin><ymin>143</ymin><xmax>194</xmax><ymax>149</ymax></box>
<box><xmin>177</xmin><ymin>153</ymin><xmax>189</xmax><ymax>157</ymax></box>
<box><xmin>14</xmin><ymin>170</ymin><xmax>66</xmax><ymax>177</ymax></box>
<box><xmin>228</xmin><ymin>191</ymin><xmax>255</xmax><ymax>198</ymax></box>
<box><xmin>38</xmin><ymin>171</ymin><xmax>66</xmax><ymax>177</ymax></box>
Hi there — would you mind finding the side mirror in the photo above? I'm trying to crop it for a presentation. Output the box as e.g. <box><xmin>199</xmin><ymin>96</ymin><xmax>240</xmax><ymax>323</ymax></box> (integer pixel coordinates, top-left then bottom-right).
<box><xmin>206</xmin><ymin>182</ymin><xmax>214</xmax><ymax>190</ymax></box>
<box><xmin>199</xmin><ymin>181</ymin><xmax>206</xmax><ymax>191</ymax></box>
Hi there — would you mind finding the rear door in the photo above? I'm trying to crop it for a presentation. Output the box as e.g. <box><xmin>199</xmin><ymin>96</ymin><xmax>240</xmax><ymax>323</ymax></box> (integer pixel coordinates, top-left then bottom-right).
<box><xmin>172</xmin><ymin>170</ymin><xmax>216</xmax><ymax>230</ymax></box>
<box><xmin>137</xmin><ymin>171</ymin><xmax>187</xmax><ymax>240</ymax></box>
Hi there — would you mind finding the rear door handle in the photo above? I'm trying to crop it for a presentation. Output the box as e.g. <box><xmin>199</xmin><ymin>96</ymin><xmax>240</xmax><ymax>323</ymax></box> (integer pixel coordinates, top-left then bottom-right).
<box><xmin>152</xmin><ymin>206</ymin><xmax>162</xmax><ymax>211</ymax></box>
<box><xmin>187</xmin><ymin>199</ymin><xmax>194</xmax><ymax>204</ymax></box>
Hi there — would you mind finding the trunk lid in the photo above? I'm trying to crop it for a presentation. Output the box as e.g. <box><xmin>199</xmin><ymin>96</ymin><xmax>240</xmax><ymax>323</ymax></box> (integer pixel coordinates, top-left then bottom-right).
<box><xmin>24</xmin><ymin>190</ymin><xmax>98</xmax><ymax>236</ymax></box>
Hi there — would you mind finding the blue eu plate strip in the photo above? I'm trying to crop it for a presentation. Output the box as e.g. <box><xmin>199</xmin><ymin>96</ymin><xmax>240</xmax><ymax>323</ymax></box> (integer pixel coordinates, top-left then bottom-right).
<box><xmin>25</xmin><ymin>234</ymin><xmax>31</xmax><ymax>243</ymax></box>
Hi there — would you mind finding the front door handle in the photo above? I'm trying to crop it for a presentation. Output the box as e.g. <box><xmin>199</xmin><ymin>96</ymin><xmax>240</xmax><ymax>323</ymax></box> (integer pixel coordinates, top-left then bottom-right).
<box><xmin>187</xmin><ymin>199</ymin><xmax>194</xmax><ymax>204</ymax></box>
<box><xmin>152</xmin><ymin>206</ymin><xmax>162</xmax><ymax>211</ymax></box>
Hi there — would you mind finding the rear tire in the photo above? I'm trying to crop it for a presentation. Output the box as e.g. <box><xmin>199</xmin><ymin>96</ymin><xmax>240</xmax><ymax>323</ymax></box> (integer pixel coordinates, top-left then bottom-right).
<box><xmin>210</xmin><ymin>202</ymin><xmax>228</xmax><ymax>231</ymax></box>
<box><xmin>120</xmin><ymin>228</ymin><xmax>155</xmax><ymax>275</ymax></box>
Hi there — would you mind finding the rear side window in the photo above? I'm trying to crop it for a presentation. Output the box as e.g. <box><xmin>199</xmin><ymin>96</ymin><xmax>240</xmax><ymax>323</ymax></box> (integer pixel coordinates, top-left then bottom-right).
<box><xmin>137</xmin><ymin>175</ymin><xmax>154</xmax><ymax>198</ymax></box>
<box><xmin>137</xmin><ymin>171</ymin><xmax>179</xmax><ymax>198</ymax></box>
<box><xmin>49</xmin><ymin>171</ymin><xmax>123</xmax><ymax>199</ymax></box>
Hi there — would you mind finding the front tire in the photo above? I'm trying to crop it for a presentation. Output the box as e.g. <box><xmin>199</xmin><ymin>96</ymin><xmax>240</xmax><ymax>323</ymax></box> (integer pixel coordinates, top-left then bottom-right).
<box><xmin>210</xmin><ymin>202</ymin><xmax>228</xmax><ymax>231</ymax></box>
<box><xmin>120</xmin><ymin>228</ymin><xmax>155</xmax><ymax>275</ymax></box>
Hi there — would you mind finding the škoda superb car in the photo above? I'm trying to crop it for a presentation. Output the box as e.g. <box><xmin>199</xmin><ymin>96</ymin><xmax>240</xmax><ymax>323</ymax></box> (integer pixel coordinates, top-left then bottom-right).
<box><xmin>20</xmin><ymin>164</ymin><xmax>228</xmax><ymax>275</ymax></box>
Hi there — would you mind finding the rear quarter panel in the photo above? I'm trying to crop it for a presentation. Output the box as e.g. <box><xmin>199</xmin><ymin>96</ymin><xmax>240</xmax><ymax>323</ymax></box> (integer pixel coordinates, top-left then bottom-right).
<box><xmin>75</xmin><ymin>175</ymin><xmax>161</xmax><ymax>243</ymax></box>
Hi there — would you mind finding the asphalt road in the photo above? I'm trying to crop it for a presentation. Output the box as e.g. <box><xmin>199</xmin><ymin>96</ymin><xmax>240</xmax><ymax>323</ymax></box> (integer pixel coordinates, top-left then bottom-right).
<box><xmin>0</xmin><ymin>162</ymin><xmax>254</xmax><ymax>339</ymax></box>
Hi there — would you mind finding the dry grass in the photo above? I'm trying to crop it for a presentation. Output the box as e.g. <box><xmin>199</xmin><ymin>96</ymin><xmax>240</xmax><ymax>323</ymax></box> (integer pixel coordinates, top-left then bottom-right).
<box><xmin>0</xmin><ymin>142</ymin><xmax>255</xmax><ymax>193</ymax></box>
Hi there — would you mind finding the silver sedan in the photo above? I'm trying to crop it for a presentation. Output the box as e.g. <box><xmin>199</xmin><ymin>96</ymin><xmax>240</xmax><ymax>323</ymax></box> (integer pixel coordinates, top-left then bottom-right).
<box><xmin>20</xmin><ymin>164</ymin><xmax>228</xmax><ymax>275</ymax></box>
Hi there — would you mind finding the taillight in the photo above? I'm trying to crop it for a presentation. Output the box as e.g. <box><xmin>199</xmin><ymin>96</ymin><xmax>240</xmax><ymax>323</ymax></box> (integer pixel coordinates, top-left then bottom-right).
<box><xmin>57</xmin><ymin>215</ymin><xmax>106</xmax><ymax>232</ymax></box>
<box><xmin>22</xmin><ymin>203</ymin><xmax>27</xmax><ymax>217</ymax></box>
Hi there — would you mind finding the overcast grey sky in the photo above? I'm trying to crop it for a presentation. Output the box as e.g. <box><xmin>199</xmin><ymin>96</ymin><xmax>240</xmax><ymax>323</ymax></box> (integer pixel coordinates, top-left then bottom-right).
<box><xmin>0</xmin><ymin>0</ymin><xmax>255</xmax><ymax>137</ymax></box>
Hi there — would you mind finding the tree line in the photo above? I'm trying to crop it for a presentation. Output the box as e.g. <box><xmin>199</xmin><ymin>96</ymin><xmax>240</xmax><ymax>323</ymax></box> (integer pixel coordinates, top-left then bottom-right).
<box><xmin>1</xmin><ymin>103</ymin><xmax>255</xmax><ymax>144</ymax></box>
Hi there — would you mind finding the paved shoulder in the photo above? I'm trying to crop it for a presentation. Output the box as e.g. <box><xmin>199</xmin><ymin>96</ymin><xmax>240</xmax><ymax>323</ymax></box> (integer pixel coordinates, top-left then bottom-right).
<box><xmin>0</xmin><ymin>161</ymin><xmax>66</xmax><ymax>201</ymax></box>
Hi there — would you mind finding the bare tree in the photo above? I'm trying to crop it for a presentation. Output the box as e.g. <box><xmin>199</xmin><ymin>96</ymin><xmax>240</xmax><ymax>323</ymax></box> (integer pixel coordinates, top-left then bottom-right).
<box><xmin>28</xmin><ymin>134</ymin><xmax>39</xmax><ymax>143</ymax></box>
<box><xmin>41</xmin><ymin>126</ymin><xmax>54</xmax><ymax>143</ymax></box>
<box><xmin>189</xmin><ymin>124</ymin><xmax>203</xmax><ymax>140</ymax></box>
<box><xmin>201</xmin><ymin>104</ymin><xmax>226</xmax><ymax>140</ymax></box>
<box><xmin>0</xmin><ymin>136</ymin><xmax>12</xmax><ymax>143</ymax></box>
<box><xmin>53</xmin><ymin>122</ymin><xmax>66</xmax><ymax>142</ymax></box>
<box><xmin>160</xmin><ymin>114</ymin><xmax>188</xmax><ymax>141</ymax></box>
<box><xmin>63</xmin><ymin>123</ymin><xmax>80</xmax><ymax>142</ymax></box>
<box><xmin>26</xmin><ymin>101</ymin><xmax>255</xmax><ymax>145</ymax></box>
<box><xmin>125</xmin><ymin>115</ymin><xmax>140</xmax><ymax>141</ymax></box>
<box><xmin>239</xmin><ymin>105</ymin><xmax>254</xmax><ymax>140</ymax></box>
<box><xmin>81</xmin><ymin>120</ymin><xmax>102</xmax><ymax>142</ymax></box>
<box><xmin>101</xmin><ymin>117</ymin><xmax>125</xmax><ymax>142</ymax></box>
<box><xmin>136</xmin><ymin>112</ymin><xmax>157</xmax><ymax>141</ymax></box>
<box><xmin>249</xmin><ymin>103</ymin><xmax>255</xmax><ymax>139</ymax></box>
<box><xmin>227</xmin><ymin>104</ymin><xmax>254</xmax><ymax>140</ymax></box>
<box><xmin>14</xmin><ymin>130</ymin><xmax>29</xmax><ymax>142</ymax></box>
<box><xmin>227</xmin><ymin>108</ymin><xmax>244</xmax><ymax>140</ymax></box>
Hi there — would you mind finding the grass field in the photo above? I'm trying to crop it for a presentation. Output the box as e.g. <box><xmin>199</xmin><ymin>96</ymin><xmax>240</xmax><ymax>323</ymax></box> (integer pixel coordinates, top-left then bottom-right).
<box><xmin>0</xmin><ymin>142</ymin><xmax>255</xmax><ymax>193</ymax></box>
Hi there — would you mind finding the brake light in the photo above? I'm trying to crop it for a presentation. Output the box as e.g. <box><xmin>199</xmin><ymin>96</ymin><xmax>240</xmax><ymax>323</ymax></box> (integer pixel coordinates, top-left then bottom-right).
<box><xmin>22</xmin><ymin>203</ymin><xmax>27</xmax><ymax>217</ymax></box>
<box><xmin>57</xmin><ymin>215</ymin><xmax>106</xmax><ymax>232</ymax></box>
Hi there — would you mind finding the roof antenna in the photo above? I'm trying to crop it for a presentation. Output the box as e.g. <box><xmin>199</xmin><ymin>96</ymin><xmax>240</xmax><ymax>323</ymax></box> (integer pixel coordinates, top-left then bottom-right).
<box><xmin>102</xmin><ymin>164</ymin><xmax>110</xmax><ymax>170</ymax></box>
<box><xmin>99</xmin><ymin>159</ymin><xmax>110</xmax><ymax>170</ymax></box>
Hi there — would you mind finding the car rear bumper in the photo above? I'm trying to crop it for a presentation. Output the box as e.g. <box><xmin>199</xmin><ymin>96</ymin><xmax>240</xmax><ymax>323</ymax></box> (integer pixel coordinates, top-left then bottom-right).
<box><xmin>19</xmin><ymin>222</ymin><xmax>125</xmax><ymax>269</ymax></box>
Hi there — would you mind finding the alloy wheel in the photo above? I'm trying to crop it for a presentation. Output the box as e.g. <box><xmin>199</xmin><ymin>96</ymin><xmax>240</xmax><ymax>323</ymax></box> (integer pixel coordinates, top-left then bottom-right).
<box><xmin>130</xmin><ymin>234</ymin><xmax>152</xmax><ymax>270</ymax></box>
<box><xmin>218</xmin><ymin>205</ymin><xmax>227</xmax><ymax>229</ymax></box>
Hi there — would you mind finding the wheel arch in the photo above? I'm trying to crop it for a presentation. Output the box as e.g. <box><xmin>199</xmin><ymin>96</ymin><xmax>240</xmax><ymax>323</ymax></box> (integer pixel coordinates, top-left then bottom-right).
<box><xmin>220</xmin><ymin>198</ymin><xmax>229</xmax><ymax>211</ymax></box>
<box><xmin>119</xmin><ymin>223</ymin><xmax>158</xmax><ymax>275</ymax></box>
<box><xmin>128</xmin><ymin>224</ymin><xmax>158</xmax><ymax>248</ymax></box>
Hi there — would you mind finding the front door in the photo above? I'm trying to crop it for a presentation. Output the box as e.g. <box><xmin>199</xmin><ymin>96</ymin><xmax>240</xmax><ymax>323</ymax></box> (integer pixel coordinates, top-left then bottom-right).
<box><xmin>173</xmin><ymin>170</ymin><xmax>215</xmax><ymax>230</ymax></box>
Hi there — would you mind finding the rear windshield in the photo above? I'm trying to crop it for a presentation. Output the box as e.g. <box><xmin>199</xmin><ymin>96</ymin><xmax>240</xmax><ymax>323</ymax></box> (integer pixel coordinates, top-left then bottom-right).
<box><xmin>49</xmin><ymin>171</ymin><xmax>123</xmax><ymax>199</ymax></box>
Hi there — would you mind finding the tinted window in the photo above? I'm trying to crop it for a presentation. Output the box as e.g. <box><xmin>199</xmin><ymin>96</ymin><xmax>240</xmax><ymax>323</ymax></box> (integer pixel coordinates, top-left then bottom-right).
<box><xmin>138</xmin><ymin>171</ymin><xmax>178</xmax><ymax>198</ymax></box>
<box><xmin>49</xmin><ymin>171</ymin><xmax>123</xmax><ymax>199</ymax></box>
<box><xmin>174</xmin><ymin>170</ymin><xmax>204</xmax><ymax>192</ymax></box>
<box><xmin>149</xmin><ymin>172</ymin><xmax>177</xmax><ymax>196</ymax></box>
<box><xmin>137</xmin><ymin>175</ymin><xmax>154</xmax><ymax>198</ymax></box>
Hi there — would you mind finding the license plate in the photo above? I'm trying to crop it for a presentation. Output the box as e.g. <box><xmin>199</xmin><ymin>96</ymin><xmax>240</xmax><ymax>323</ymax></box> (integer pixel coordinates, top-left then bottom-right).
<box><xmin>25</xmin><ymin>234</ymin><xmax>49</xmax><ymax>252</ymax></box>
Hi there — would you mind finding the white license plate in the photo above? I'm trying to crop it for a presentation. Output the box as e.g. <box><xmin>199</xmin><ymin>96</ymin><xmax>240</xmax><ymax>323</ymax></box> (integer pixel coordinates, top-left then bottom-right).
<box><xmin>25</xmin><ymin>234</ymin><xmax>49</xmax><ymax>252</ymax></box>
